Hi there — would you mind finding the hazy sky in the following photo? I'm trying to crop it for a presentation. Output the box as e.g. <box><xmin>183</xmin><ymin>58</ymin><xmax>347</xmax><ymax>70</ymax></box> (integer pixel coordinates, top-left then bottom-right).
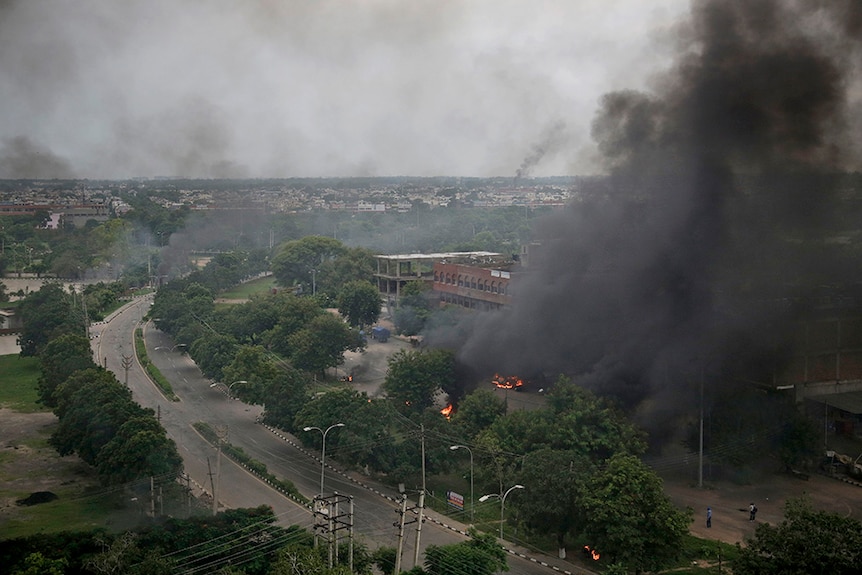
<box><xmin>0</xmin><ymin>0</ymin><xmax>690</xmax><ymax>179</ymax></box>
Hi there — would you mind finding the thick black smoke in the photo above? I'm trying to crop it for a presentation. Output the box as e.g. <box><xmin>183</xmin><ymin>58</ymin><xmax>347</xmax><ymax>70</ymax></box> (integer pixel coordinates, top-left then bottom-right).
<box><xmin>434</xmin><ymin>0</ymin><xmax>862</xmax><ymax>443</ymax></box>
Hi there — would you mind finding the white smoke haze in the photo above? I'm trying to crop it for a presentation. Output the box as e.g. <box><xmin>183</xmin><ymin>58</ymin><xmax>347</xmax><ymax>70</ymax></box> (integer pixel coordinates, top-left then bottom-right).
<box><xmin>0</xmin><ymin>0</ymin><xmax>689</xmax><ymax>178</ymax></box>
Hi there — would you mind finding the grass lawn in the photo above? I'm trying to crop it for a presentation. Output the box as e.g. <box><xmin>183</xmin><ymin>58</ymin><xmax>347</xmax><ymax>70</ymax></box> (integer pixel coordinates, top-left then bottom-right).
<box><xmin>0</xmin><ymin>355</ymin><xmax>153</xmax><ymax>539</ymax></box>
<box><xmin>218</xmin><ymin>275</ymin><xmax>277</xmax><ymax>299</ymax></box>
<box><xmin>0</xmin><ymin>355</ymin><xmax>42</xmax><ymax>412</ymax></box>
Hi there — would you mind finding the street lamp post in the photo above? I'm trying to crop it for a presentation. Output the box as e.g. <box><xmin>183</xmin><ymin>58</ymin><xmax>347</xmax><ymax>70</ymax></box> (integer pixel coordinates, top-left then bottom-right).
<box><xmin>480</xmin><ymin>484</ymin><xmax>524</xmax><ymax>540</ymax></box>
<box><xmin>449</xmin><ymin>445</ymin><xmax>474</xmax><ymax>523</ymax></box>
<box><xmin>304</xmin><ymin>423</ymin><xmax>345</xmax><ymax>495</ymax></box>
<box><xmin>209</xmin><ymin>380</ymin><xmax>248</xmax><ymax>399</ymax></box>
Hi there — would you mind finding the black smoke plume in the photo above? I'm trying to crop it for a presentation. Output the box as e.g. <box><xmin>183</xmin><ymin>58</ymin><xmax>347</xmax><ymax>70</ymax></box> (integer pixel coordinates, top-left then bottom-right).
<box><xmin>433</xmin><ymin>0</ymin><xmax>862</xmax><ymax>444</ymax></box>
<box><xmin>515</xmin><ymin>121</ymin><xmax>568</xmax><ymax>179</ymax></box>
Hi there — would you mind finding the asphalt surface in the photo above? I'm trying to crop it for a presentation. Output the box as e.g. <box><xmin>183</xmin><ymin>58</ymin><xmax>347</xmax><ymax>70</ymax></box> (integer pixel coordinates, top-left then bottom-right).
<box><xmin>91</xmin><ymin>297</ymin><xmax>596</xmax><ymax>575</ymax></box>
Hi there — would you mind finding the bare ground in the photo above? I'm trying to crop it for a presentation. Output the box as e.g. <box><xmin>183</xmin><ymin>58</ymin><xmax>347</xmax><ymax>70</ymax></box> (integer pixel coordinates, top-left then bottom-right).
<box><xmin>0</xmin><ymin>409</ymin><xmax>100</xmax><ymax>531</ymax></box>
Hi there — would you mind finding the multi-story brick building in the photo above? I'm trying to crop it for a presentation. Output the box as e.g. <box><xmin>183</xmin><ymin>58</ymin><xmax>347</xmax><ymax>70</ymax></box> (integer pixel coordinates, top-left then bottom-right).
<box><xmin>433</xmin><ymin>261</ymin><xmax>513</xmax><ymax>311</ymax></box>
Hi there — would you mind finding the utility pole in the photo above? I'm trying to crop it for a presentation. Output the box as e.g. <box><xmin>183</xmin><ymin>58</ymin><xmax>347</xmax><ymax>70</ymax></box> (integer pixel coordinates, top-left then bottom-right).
<box><xmin>212</xmin><ymin>424</ymin><xmax>228</xmax><ymax>515</ymax></box>
<box><xmin>121</xmin><ymin>354</ymin><xmax>133</xmax><ymax>387</ymax></box>
<box><xmin>312</xmin><ymin>493</ymin><xmax>354</xmax><ymax>569</ymax></box>
<box><xmin>699</xmin><ymin>367</ymin><xmax>704</xmax><ymax>488</ymax></box>
<box><xmin>394</xmin><ymin>493</ymin><xmax>409</xmax><ymax>575</ymax></box>
<box><xmin>414</xmin><ymin>424</ymin><xmax>426</xmax><ymax>568</ymax></box>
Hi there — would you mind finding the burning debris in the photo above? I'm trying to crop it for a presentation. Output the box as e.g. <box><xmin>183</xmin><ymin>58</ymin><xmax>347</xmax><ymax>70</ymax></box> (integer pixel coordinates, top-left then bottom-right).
<box><xmin>583</xmin><ymin>545</ymin><xmax>600</xmax><ymax>561</ymax></box>
<box><xmin>440</xmin><ymin>403</ymin><xmax>454</xmax><ymax>420</ymax></box>
<box><xmin>491</xmin><ymin>374</ymin><xmax>524</xmax><ymax>391</ymax></box>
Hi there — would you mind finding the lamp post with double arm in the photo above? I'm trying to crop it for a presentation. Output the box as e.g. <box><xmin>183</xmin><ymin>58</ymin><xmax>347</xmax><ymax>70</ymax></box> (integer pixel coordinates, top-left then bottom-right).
<box><xmin>480</xmin><ymin>484</ymin><xmax>524</xmax><ymax>540</ymax></box>
<box><xmin>449</xmin><ymin>445</ymin><xmax>474</xmax><ymax>523</ymax></box>
<box><xmin>304</xmin><ymin>423</ymin><xmax>345</xmax><ymax>495</ymax></box>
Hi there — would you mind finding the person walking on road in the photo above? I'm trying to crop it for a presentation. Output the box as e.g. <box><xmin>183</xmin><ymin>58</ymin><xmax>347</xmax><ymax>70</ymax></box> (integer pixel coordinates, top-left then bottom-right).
<box><xmin>749</xmin><ymin>502</ymin><xmax>757</xmax><ymax>521</ymax></box>
<box><xmin>706</xmin><ymin>507</ymin><xmax>712</xmax><ymax>528</ymax></box>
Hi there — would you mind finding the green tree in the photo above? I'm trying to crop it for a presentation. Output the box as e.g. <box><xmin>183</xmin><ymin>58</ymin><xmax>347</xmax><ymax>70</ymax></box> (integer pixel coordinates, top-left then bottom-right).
<box><xmin>271</xmin><ymin>235</ymin><xmax>347</xmax><ymax>292</ymax></box>
<box><xmin>734</xmin><ymin>497</ymin><xmax>862</xmax><ymax>575</ymax></box>
<box><xmin>449</xmin><ymin>389</ymin><xmax>507</xmax><ymax>441</ymax></box>
<box><xmin>288</xmin><ymin>314</ymin><xmax>362</xmax><ymax>376</ymax></box>
<box><xmin>149</xmin><ymin>281</ymin><xmax>214</xmax><ymax>339</ymax></box>
<box><xmin>512</xmin><ymin>449</ymin><xmax>593</xmax><ymax>553</ymax></box>
<box><xmin>221</xmin><ymin>344</ymin><xmax>280</xmax><ymax>404</ymax></box>
<box><xmin>95</xmin><ymin>416</ymin><xmax>183</xmax><ymax>485</ymax></box>
<box><xmin>260</xmin><ymin>365</ymin><xmax>310</xmax><ymax>431</ymax></box>
<box><xmin>424</xmin><ymin>528</ymin><xmax>507</xmax><ymax>575</ymax></box>
<box><xmin>51</xmin><ymin>369</ymin><xmax>146</xmax><ymax>465</ymax></box>
<box><xmin>269</xmin><ymin>545</ymin><xmax>352</xmax><ymax>575</ymax></box>
<box><xmin>10</xmin><ymin>552</ymin><xmax>68</xmax><ymax>575</ymax></box>
<box><xmin>17</xmin><ymin>282</ymin><xmax>83</xmax><ymax>356</ymax></box>
<box><xmin>371</xmin><ymin>546</ymin><xmax>397</xmax><ymax>575</ymax></box>
<box><xmin>37</xmin><ymin>333</ymin><xmax>96</xmax><ymax>407</ymax></box>
<box><xmin>315</xmin><ymin>246</ymin><xmax>377</xmax><ymax>299</ymax></box>
<box><xmin>292</xmin><ymin>388</ymin><xmax>397</xmax><ymax>473</ymax></box>
<box><xmin>188</xmin><ymin>332</ymin><xmax>239</xmax><ymax>382</ymax></box>
<box><xmin>581</xmin><ymin>454</ymin><xmax>691</xmax><ymax>573</ymax></box>
<box><xmin>336</xmin><ymin>280</ymin><xmax>381</xmax><ymax>328</ymax></box>
<box><xmin>382</xmin><ymin>349</ymin><xmax>455</xmax><ymax>414</ymax></box>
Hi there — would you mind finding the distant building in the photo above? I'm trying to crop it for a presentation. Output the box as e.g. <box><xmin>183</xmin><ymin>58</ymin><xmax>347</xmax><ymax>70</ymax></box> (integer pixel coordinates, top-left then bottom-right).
<box><xmin>59</xmin><ymin>204</ymin><xmax>110</xmax><ymax>228</ymax></box>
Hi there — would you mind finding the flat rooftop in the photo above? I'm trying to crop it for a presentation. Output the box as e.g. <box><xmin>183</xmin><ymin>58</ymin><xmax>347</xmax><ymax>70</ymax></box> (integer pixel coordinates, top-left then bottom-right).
<box><xmin>375</xmin><ymin>251</ymin><xmax>503</xmax><ymax>261</ymax></box>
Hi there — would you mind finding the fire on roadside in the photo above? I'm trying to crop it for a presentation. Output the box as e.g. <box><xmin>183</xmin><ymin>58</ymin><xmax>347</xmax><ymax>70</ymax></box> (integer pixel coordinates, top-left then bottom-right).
<box><xmin>583</xmin><ymin>545</ymin><xmax>600</xmax><ymax>561</ymax></box>
<box><xmin>440</xmin><ymin>403</ymin><xmax>454</xmax><ymax>420</ymax></box>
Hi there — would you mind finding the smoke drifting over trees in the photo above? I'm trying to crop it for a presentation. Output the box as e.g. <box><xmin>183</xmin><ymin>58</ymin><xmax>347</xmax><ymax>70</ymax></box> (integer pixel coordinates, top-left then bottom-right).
<box><xmin>441</xmin><ymin>0</ymin><xmax>862</xmax><ymax>440</ymax></box>
<box><xmin>0</xmin><ymin>0</ymin><xmax>688</xmax><ymax>179</ymax></box>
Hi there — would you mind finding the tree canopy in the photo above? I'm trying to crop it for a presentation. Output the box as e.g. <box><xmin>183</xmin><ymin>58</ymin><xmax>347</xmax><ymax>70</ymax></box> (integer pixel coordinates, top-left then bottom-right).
<box><xmin>580</xmin><ymin>453</ymin><xmax>692</xmax><ymax>573</ymax></box>
<box><xmin>734</xmin><ymin>497</ymin><xmax>862</xmax><ymax>575</ymax></box>
<box><xmin>336</xmin><ymin>279</ymin><xmax>381</xmax><ymax>328</ymax></box>
<box><xmin>382</xmin><ymin>348</ymin><xmax>455</xmax><ymax>414</ymax></box>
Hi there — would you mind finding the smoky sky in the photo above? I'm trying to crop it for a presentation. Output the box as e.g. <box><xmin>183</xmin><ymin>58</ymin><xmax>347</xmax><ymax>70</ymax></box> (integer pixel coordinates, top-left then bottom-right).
<box><xmin>437</xmin><ymin>0</ymin><xmax>862</xmax><ymax>441</ymax></box>
<box><xmin>0</xmin><ymin>0</ymin><xmax>691</xmax><ymax>179</ymax></box>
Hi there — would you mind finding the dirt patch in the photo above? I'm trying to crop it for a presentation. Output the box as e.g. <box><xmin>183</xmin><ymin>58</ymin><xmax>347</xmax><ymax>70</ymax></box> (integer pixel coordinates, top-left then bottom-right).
<box><xmin>659</xmin><ymin>462</ymin><xmax>862</xmax><ymax>546</ymax></box>
<box><xmin>0</xmin><ymin>408</ymin><xmax>97</xmax><ymax>529</ymax></box>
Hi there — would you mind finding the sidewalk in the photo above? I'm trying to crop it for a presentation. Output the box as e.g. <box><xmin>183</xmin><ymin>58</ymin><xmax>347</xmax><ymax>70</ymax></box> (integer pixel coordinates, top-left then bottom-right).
<box><xmin>660</xmin><ymin>466</ymin><xmax>862</xmax><ymax>546</ymax></box>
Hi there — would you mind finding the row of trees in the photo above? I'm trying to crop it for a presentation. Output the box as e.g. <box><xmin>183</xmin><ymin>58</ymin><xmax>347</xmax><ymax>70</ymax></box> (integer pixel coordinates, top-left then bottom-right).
<box><xmin>2</xmin><ymin>504</ymin><xmax>514</xmax><ymax>575</ymax></box>
<box><xmin>290</xmin><ymin>366</ymin><xmax>693</xmax><ymax>572</ymax></box>
<box><xmin>17</xmin><ymin>286</ymin><xmax>183</xmax><ymax>487</ymax></box>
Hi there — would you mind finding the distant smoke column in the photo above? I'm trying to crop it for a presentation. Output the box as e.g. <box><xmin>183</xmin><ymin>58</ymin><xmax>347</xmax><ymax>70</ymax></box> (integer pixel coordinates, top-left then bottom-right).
<box><xmin>515</xmin><ymin>121</ymin><xmax>567</xmax><ymax>179</ymax></box>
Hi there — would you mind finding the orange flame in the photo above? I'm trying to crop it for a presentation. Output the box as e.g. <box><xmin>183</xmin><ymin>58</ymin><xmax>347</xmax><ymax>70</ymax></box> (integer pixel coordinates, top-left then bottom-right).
<box><xmin>492</xmin><ymin>374</ymin><xmax>524</xmax><ymax>389</ymax></box>
<box><xmin>440</xmin><ymin>403</ymin><xmax>454</xmax><ymax>419</ymax></box>
<box><xmin>583</xmin><ymin>545</ymin><xmax>600</xmax><ymax>561</ymax></box>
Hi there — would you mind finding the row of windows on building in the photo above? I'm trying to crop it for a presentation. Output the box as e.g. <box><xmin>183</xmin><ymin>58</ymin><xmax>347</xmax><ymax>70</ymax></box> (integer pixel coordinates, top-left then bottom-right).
<box><xmin>438</xmin><ymin>292</ymin><xmax>505</xmax><ymax>311</ymax></box>
<box><xmin>433</xmin><ymin>272</ymin><xmax>508</xmax><ymax>295</ymax></box>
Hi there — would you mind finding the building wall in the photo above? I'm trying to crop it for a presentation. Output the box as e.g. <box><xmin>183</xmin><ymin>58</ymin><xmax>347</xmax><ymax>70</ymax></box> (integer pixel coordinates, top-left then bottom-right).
<box><xmin>433</xmin><ymin>262</ymin><xmax>511</xmax><ymax>310</ymax></box>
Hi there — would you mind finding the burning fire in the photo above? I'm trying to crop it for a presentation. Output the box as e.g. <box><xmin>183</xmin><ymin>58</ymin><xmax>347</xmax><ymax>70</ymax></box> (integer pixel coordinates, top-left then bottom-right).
<box><xmin>440</xmin><ymin>403</ymin><xmax>454</xmax><ymax>419</ymax></box>
<box><xmin>339</xmin><ymin>375</ymin><xmax>353</xmax><ymax>382</ymax></box>
<box><xmin>492</xmin><ymin>374</ymin><xmax>524</xmax><ymax>390</ymax></box>
<box><xmin>583</xmin><ymin>545</ymin><xmax>600</xmax><ymax>561</ymax></box>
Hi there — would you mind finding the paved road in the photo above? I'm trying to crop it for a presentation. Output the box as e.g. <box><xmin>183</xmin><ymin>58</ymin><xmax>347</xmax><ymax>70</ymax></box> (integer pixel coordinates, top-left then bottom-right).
<box><xmin>92</xmin><ymin>297</ymin><xmax>591</xmax><ymax>575</ymax></box>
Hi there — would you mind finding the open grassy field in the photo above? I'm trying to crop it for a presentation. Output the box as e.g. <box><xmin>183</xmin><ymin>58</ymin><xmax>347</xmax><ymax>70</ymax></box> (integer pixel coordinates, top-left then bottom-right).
<box><xmin>0</xmin><ymin>355</ymin><xmax>41</xmax><ymax>412</ymax></box>
<box><xmin>0</xmin><ymin>355</ymin><xmax>149</xmax><ymax>539</ymax></box>
<box><xmin>217</xmin><ymin>275</ymin><xmax>277</xmax><ymax>300</ymax></box>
